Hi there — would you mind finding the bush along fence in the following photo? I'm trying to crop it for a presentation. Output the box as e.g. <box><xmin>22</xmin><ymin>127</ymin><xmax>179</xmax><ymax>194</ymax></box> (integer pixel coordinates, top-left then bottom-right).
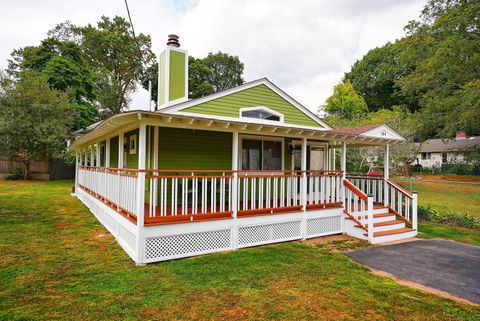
<box><xmin>418</xmin><ymin>206</ymin><xmax>480</xmax><ymax>230</ymax></box>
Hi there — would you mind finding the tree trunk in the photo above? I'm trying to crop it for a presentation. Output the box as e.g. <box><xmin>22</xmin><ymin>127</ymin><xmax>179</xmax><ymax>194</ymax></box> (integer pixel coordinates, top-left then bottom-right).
<box><xmin>402</xmin><ymin>161</ymin><xmax>410</xmax><ymax>177</ymax></box>
<box><xmin>22</xmin><ymin>159</ymin><xmax>30</xmax><ymax>180</ymax></box>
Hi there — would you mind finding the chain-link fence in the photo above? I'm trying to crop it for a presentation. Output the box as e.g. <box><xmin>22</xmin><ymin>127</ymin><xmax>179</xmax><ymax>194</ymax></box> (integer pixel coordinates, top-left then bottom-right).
<box><xmin>394</xmin><ymin>176</ymin><xmax>480</xmax><ymax>218</ymax></box>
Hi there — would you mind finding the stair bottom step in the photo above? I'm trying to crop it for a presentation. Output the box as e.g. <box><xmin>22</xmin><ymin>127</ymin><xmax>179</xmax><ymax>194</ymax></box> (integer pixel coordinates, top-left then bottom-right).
<box><xmin>364</xmin><ymin>227</ymin><xmax>415</xmax><ymax>237</ymax></box>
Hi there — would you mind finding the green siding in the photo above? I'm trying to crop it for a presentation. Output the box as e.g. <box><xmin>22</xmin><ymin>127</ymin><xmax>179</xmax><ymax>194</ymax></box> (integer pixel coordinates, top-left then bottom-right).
<box><xmin>125</xmin><ymin>129</ymin><xmax>139</xmax><ymax>169</ymax></box>
<box><xmin>158</xmin><ymin>128</ymin><xmax>232</xmax><ymax>170</ymax></box>
<box><xmin>182</xmin><ymin>84</ymin><xmax>323</xmax><ymax>128</ymax></box>
<box><xmin>109</xmin><ymin>136</ymin><xmax>119</xmax><ymax>167</ymax></box>
<box><xmin>158</xmin><ymin>51</ymin><xmax>166</xmax><ymax>106</ymax></box>
<box><xmin>169</xmin><ymin>50</ymin><xmax>186</xmax><ymax>102</ymax></box>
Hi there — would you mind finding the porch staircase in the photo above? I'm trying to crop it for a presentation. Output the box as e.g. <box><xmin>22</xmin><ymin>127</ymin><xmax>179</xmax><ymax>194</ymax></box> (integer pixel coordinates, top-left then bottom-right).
<box><xmin>344</xmin><ymin>206</ymin><xmax>417</xmax><ymax>244</ymax></box>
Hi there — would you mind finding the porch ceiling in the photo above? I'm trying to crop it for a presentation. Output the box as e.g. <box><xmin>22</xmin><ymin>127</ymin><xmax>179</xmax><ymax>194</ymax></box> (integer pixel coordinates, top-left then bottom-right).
<box><xmin>68</xmin><ymin>110</ymin><xmax>405</xmax><ymax>149</ymax></box>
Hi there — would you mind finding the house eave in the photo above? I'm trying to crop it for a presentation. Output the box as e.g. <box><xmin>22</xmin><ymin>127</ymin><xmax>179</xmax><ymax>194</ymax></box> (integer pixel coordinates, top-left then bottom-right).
<box><xmin>68</xmin><ymin>111</ymin><xmax>405</xmax><ymax>150</ymax></box>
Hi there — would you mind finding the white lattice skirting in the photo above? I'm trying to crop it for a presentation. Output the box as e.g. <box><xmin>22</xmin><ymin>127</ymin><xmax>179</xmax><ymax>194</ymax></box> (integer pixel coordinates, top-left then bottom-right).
<box><xmin>76</xmin><ymin>190</ymin><xmax>344</xmax><ymax>264</ymax></box>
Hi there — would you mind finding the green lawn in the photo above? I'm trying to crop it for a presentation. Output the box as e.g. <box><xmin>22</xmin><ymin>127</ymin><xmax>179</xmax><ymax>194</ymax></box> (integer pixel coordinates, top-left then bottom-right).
<box><xmin>1</xmin><ymin>180</ymin><xmax>479</xmax><ymax>320</ymax></box>
<box><xmin>395</xmin><ymin>179</ymin><xmax>480</xmax><ymax>217</ymax></box>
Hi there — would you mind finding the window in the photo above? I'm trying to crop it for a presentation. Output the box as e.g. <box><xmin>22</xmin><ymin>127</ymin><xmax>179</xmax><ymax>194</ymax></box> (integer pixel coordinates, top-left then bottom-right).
<box><xmin>241</xmin><ymin>138</ymin><xmax>282</xmax><ymax>170</ymax></box>
<box><xmin>421</xmin><ymin>152</ymin><xmax>431</xmax><ymax>160</ymax></box>
<box><xmin>129</xmin><ymin>135</ymin><xmax>137</xmax><ymax>154</ymax></box>
<box><xmin>442</xmin><ymin>152</ymin><xmax>448</xmax><ymax>163</ymax></box>
<box><xmin>241</xmin><ymin>108</ymin><xmax>282</xmax><ymax>122</ymax></box>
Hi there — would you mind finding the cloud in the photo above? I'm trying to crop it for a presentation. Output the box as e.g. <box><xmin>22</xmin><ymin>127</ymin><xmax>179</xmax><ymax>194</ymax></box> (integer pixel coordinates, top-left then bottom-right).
<box><xmin>0</xmin><ymin>0</ymin><xmax>424</xmax><ymax>112</ymax></box>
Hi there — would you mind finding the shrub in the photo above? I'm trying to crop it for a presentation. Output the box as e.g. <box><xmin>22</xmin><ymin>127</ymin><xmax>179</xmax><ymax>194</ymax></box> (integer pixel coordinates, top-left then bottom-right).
<box><xmin>6</xmin><ymin>166</ymin><xmax>23</xmax><ymax>180</ymax></box>
<box><xmin>418</xmin><ymin>205</ymin><xmax>480</xmax><ymax>230</ymax></box>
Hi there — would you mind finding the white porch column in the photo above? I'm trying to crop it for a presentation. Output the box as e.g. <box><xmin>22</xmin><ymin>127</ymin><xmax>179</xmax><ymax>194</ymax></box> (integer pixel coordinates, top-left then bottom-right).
<box><xmin>341</xmin><ymin>142</ymin><xmax>347</xmax><ymax>180</ymax></box>
<box><xmin>301</xmin><ymin>138</ymin><xmax>308</xmax><ymax>240</ymax></box>
<box><xmin>75</xmin><ymin>148</ymin><xmax>79</xmax><ymax>193</ymax></box>
<box><xmin>384</xmin><ymin>144</ymin><xmax>390</xmax><ymax>205</ymax></box>
<box><xmin>301</xmin><ymin>138</ymin><xmax>307</xmax><ymax>211</ymax></box>
<box><xmin>84</xmin><ymin>147</ymin><xmax>88</xmax><ymax>166</ymax></box>
<box><xmin>89</xmin><ymin>145</ymin><xmax>94</xmax><ymax>166</ymax></box>
<box><xmin>231</xmin><ymin>132</ymin><xmax>239</xmax><ymax>249</ymax></box>
<box><xmin>341</xmin><ymin>142</ymin><xmax>347</xmax><ymax>207</ymax></box>
<box><xmin>95</xmin><ymin>141</ymin><xmax>101</xmax><ymax>167</ymax></box>
<box><xmin>332</xmin><ymin>148</ymin><xmax>336</xmax><ymax>170</ymax></box>
<box><xmin>118</xmin><ymin>132</ymin><xmax>124</xmax><ymax>168</ymax></box>
<box><xmin>135</xmin><ymin>124</ymin><xmax>147</xmax><ymax>265</ymax></box>
<box><xmin>152</xmin><ymin>126</ymin><xmax>159</xmax><ymax>214</ymax></box>
<box><xmin>105</xmin><ymin>138</ymin><xmax>110</xmax><ymax>167</ymax></box>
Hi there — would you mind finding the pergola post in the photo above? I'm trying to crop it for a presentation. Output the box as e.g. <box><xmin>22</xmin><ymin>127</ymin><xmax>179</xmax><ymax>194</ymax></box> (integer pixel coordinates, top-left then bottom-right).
<box><xmin>341</xmin><ymin>142</ymin><xmax>347</xmax><ymax>206</ymax></box>
<box><xmin>135</xmin><ymin>123</ymin><xmax>147</xmax><ymax>265</ymax></box>
<box><xmin>384</xmin><ymin>144</ymin><xmax>390</xmax><ymax>205</ymax></box>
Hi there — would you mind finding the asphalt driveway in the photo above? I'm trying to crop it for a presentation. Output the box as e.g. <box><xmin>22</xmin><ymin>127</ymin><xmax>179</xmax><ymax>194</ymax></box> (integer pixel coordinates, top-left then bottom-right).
<box><xmin>345</xmin><ymin>239</ymin><xmax>480</xmax><ymax>304</ymax></box>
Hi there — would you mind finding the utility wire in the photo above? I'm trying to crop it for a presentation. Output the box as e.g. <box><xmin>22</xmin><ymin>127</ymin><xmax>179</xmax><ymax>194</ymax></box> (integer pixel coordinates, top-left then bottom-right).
<box><xmin>123</xmin><ymin>0</ymin><xmax>154</xmax><ymax>110</ymax></box>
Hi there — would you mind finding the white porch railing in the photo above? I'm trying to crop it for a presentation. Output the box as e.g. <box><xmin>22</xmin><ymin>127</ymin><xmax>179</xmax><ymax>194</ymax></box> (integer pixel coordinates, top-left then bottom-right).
<box><xmin>77</xmin><ymin>167</ymin><xmax>416</xmax><ymax>232</ymax></box>
<box><xmin>144</xmin><ymin>170</ymin><xmax>234</xmax><ymax>225</ymax></box>
<box><xmin>78</xmin><ymin>166</ymin><xmax>139</xmax><ymax>221</ymax></box>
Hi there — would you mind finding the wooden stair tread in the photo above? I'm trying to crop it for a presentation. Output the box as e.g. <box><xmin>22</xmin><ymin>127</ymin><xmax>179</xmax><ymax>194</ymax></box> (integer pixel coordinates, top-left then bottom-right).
<box><xmin>364</xmin><ymin>228</ymin><xmax>415</xmax><ymax>237</ymax></box>
<box><xmin>346</xmin><ymin>213</ymin><xmax>393</xmax><ymax>221</ymax></box>
<box><xmin>374</xmin><ymin>220</ymin><xmax>404</xmax><ymax>227</ymax></box>
<box><xmin>356</xmin><ymin>220</ymin><xmax>404</xmax><ymax>229</ymax></box>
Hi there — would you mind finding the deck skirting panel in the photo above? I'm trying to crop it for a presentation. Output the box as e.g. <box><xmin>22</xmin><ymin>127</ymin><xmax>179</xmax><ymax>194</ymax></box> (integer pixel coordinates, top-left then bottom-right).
<box><xmin>75</xmin><ymin>191</ymin><xmax>344</xmax><ymax>264</ymax></box>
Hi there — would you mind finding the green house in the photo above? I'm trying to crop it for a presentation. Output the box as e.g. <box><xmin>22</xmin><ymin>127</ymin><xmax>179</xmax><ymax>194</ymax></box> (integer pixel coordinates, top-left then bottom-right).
<box><xmin>69</xmin><ymin>35</ymin><xmax>417</xmax><ymax>265</ymax></box>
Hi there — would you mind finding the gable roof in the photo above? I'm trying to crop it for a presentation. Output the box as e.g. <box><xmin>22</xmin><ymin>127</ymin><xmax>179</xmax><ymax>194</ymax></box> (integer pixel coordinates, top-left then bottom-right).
<box><xmin>328</xmin><ymin>124</ymin><xmax>405</xmax><ymax>141</ymax></box>
<box><xmin>419</xmin><ymin>136</ymin><xmax>480</xmax><ymax>153</ymax></box>
<box><xmin>159</xmin><ymin>78</ymin><xmax>332</xmax><ymax>129</ymax></box>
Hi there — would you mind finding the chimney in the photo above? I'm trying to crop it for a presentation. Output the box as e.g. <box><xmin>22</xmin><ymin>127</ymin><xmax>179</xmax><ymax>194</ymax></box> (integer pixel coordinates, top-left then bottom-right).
<box><xmin>456</xmin><ymin>131</ymin><xmax>467</xmax><ymax>140</ymax></box>
<box><xmin>157</xmin><ymin>34</ymin><xmax>188</xmax><ymax>109</ymax></box>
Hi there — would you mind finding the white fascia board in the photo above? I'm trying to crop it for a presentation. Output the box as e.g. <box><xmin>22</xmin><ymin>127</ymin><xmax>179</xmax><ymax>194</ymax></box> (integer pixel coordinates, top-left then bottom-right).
<box><xmin>360</xmin><ymin>124</ymin><xmax>405</xmax><ymax>141</ymax></box>
<box><xmin>160</xmin><ymin>78</ymin><xmax>332</xmax><ymax>130</ymax></box>
<box><xmin>164</xmin><ymin>111</ymin><xmax>330</xmax><ymax>132</ymax></box>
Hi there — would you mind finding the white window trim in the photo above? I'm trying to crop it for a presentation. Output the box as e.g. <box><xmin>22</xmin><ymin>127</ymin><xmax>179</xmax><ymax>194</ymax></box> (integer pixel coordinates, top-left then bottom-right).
<box><xmin>239</xmin><ymin>134</ymin><xmax>284</xmax><ymax>171</ymax></box>
<box><xmin>291</xmin><ymin>140</ymin><xmax>329</xmax><ymax>170</ymax></box>
<box><xmin>239</xmin><ymin>106</ymin><xmax>285</xmax><ymax>123</ymax></box>
<box><xmin>129</xmin><ymin>134</ymin><xmax>137</xmax><ymax>155</ymax></box>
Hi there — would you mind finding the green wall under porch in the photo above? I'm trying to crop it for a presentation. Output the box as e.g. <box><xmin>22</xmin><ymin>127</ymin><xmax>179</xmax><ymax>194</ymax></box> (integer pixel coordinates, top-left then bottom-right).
<box><xmin>106</xmin><ymin>127</ymin><xmax>294</xmax><ymax>171</ymax></box>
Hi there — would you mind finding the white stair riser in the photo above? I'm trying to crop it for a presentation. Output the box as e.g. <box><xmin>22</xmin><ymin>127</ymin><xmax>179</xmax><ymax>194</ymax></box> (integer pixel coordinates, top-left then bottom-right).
<box><xmin>373</xmin><ymin>222</ymin><xmax>405</xmax><ymax>232</ymax></box>
<box><xmin>370</xmin><ymin>231</ymin><xmax>417</xmax><ymax>244</ymax></box>
<box><xmin>353</xmin><ymin>215</ymin><xmax>396</xmax><ymax>224</ymax></box>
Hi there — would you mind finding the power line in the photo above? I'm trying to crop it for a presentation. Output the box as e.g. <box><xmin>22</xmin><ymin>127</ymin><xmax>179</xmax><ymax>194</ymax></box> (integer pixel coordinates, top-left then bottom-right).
<box><xmin>123</xmin><ymin>0</ymin><xmax>154</xmax><ymax>111</ymax></box>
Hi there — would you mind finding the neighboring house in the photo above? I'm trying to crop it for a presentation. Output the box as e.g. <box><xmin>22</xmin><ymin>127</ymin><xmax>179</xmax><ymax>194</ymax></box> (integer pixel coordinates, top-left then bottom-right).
<box><xmin>68</xmin><ymin>35</ymin><xmax>418</xmax><ymax>265</ymax></box>
<box><xmin>416</xmin><ymin>132</ymin><xmax>480</xmax><ymax>168</ymax></box>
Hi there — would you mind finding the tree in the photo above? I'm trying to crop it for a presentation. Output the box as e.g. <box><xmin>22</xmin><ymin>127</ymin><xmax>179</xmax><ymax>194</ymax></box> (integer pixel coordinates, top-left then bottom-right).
<box><xmin>48</xmin><ymin>16</ymin><xmax>155</xmax><ymax>118</ymax></box>
<box><xmin>339</xmin><ymin>0</ymin><xmax>480</xmax><ymax>139</ymax></box>
<box><xmin>322</xmin><ymin>80</ymin><xmax>367</xmax><ymax>119</ymax></box>
<box><xmin>0</xmin><ymin>74</ymin><xmax>74</xmax><ymax>179</ymax></box>
<box><xmin>143</xmin><ymin>51</ymin><xmax>244</xmax><ymax>106</ymax></box>
<box><xmin>7</xmin><ymin>37</ymin><xmax>97</xmax><ymax>130</ymax></box>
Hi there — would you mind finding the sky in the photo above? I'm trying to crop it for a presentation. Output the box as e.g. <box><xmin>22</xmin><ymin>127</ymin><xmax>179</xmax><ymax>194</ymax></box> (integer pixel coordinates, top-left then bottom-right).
<box><xmin>0</xmin><ymin>0</ymin><xmax>425</xmax><ymax>113</ymax></box>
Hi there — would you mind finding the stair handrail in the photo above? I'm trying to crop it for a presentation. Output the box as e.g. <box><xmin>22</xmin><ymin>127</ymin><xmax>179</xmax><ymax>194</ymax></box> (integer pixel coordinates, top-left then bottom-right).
<box><xmin>386</xmin><ymin>179</ymin><xmax>413</xmax><ymax>199</ymax></box>
<box><xmin>384</xmin><ymin>179</ymin><xmax>418</xmax><ymax>231</ymax></box>
<box><xmin>343</xmin><ymin>179</ymin><xmax>374</xmax><ymax>240</ymax></box>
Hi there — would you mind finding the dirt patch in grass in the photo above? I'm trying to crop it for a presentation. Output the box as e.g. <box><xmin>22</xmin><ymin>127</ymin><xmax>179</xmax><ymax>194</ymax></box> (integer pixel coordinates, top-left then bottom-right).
<box><xmin>305</xmin><ymin>234</ymin><xmax>370</xmax><ymax>252</ymax></box>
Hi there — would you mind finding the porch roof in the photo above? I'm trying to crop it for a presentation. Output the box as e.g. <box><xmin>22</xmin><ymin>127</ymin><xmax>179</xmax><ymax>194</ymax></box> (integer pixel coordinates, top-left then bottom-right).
<box><xmin>68</xmin><ymin>110</ymin><xmax>405</xmax><ymax>149</ymax></box>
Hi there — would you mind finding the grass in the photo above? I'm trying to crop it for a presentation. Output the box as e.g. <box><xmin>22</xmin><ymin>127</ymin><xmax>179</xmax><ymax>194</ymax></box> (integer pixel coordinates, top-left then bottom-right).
<box><xmin>418</xmin><ymin>222</ymin><xmax>480</xmax><ymax>246</ymax></box>
<box><xmin>1</xmin><ymin>180</ymin><xmax>480</xmax><ymax>320</ymax></box>
<box><xmin>395</xmin><ymin>178</ymin><xmax>480</xmax><ymax>217</ymax></box>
